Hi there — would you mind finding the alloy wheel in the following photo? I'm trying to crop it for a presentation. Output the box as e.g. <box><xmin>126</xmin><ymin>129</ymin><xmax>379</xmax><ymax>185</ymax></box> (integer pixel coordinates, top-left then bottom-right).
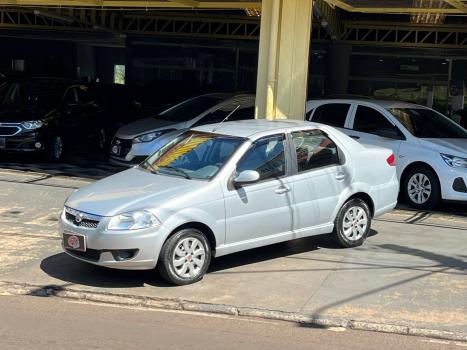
<box><xmin>407</xmin><ymin>173</ymin><xmax>432</xmax><ymax>205</ymax></box>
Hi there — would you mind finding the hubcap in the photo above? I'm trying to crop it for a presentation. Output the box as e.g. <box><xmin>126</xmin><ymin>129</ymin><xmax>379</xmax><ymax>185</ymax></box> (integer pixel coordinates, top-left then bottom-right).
<box><xmin>172</xmin><ymin>237</ymin><xmax>206</xmax><ymax>278</ymax></box>
<box><xmin>342</xmin><ymin>206</ymin><xmax>368</xmax><ymax>241</ymax></box>
<box><xmin>408</xmin><ymin>173</ymin><xmax>431</xmax><ymax>204</ymax></box>
<box><xmin>53</xmin><ymin>137</ymin><xmax>63</xmax><ymax>159</ymax></box>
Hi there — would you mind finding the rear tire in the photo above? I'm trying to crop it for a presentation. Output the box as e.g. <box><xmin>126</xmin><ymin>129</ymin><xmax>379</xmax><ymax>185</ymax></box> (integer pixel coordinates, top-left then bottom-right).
<box><xmin>402</xmin><ymin>165</ymin><xmax>440</xmax><ymax>210</ymax></box>
<box><xmin>158</xmin><ymin>228</ymin><xmax>211</xmax><ymax>286</ymax></box>
<box><xmin>333</xmin><ymin>198</ymin><xmax>371</xmax><ymax>248</ymax></box>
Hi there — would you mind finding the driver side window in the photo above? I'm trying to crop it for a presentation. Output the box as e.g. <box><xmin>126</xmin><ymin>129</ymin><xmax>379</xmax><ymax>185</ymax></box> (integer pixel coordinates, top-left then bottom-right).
<box><xmin>237</xmin><ymin>134</ymin><xmax>286</xmax><ymax>182</ymax></box>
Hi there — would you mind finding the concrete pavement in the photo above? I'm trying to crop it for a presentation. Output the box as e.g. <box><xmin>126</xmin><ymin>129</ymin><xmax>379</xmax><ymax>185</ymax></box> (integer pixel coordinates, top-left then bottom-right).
<box><xmin>0</xmin><ymin>168</ymin><xmax>466</xmax><ymax>339</ymax></box>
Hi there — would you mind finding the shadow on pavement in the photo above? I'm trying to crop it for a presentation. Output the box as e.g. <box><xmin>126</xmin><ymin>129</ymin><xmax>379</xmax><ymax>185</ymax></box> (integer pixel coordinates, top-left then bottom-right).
<box><xmin>40</xmin><ymin>232</ymin><xmax>374</xmax><ymax>288</ymax></box>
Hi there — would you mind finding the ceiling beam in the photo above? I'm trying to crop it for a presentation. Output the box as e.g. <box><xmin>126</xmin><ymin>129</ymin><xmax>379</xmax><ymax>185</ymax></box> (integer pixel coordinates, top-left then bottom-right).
<box><xmin>0</xmin><ymin>0</ymin><xmax>261</xmax><ymax>8</ymax></box>
<box><xmin>324</xmin><ymin>0</ymin><xmax>464</xmax><ymax>14</ymax></box>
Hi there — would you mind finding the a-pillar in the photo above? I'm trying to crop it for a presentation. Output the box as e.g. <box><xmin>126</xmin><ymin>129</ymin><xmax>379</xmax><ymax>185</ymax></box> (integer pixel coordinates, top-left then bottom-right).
<box><xmin>255</xmin><ymin>0</ymin><xmax>313</xmax><ymax>120</ymax></box>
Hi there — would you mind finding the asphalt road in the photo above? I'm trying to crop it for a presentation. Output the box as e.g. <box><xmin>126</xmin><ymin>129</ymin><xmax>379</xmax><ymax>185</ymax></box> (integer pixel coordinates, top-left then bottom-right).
<box><xmin>0</xmin><ymin>295</ymin><xmax>465</xmax><ymax>350</ymax></box>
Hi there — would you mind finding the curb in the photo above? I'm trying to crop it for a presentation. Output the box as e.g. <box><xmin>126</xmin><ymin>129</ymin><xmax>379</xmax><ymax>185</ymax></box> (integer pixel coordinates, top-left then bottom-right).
<box><xmin>1</xmin><ymin>281</ymin><xmax>465</xmax><ymax>343</ymax></box>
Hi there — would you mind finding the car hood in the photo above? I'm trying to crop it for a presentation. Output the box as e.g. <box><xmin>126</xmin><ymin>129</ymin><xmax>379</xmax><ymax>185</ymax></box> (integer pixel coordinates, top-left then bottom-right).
<box><xmin>65</xmin><ymin>168</ymin><xmax>206</xmax><ymax>217</ymax></box>
<box><xmin>116</xmin><ymin>117</ymin><xmax>182</xmax><ymax>138</ymax></box>
<box><xmin>419</xmin><ymin>138</ymin><xmax>467</xmax><ymax>157</ymax></box>
<box><xmin>0</xmin><ymin>106</ymin><xmax>47</xmax><ymax>122</ymax></box>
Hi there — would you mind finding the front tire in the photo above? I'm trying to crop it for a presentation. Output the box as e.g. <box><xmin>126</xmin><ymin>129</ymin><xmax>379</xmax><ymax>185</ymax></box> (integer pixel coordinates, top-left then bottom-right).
<box><xmin>158</xmin><ymin>228</ymin><xmax>211</xmax><ymax>286</ymax></box>
<box><xmin>45</xmin><ymin>135</ymin><xmax>64</xmax><ymax>162</ymax></box>
<box><xmin>402</xmin><ymin>165</ymin><xmax>440</xmax><ymax>210</ymax></box>
<box><xmin>333</xmin><ymin>198</ymin><xmax>371</xmax><ymax>248</ymax></box>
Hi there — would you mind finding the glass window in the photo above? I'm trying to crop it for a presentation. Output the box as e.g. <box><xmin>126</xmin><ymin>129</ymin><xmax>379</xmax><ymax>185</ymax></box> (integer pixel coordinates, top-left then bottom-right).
<box><xmin>292</xmin><ymin>130</ymin><xmax>340</xmax><ymax>172</ymax></box>
<box><xmin>353</xmin><ymin>105</ymin><xmax>397</xmax><ymax>134</ymax></box>
<box><xmin>195</xmin><ymin>102</ymin><xmax>255</xmax><ymax>126</ymax></box>
<box><xmin>237</xmin><ymin>134</ymin><xmax>286</xmax><ymax>181</ymax></box>
<box><xmin>311</xmin><ymin>103</ymin><xmax>350</xmax><ymax>127</ymax></box>
<box><xmin>141</xmin><ymin>131</ymin><xmax>244</xmax><ymax>180</ymax></box>
<box><xmin>387</xmin><ymin>108</ymin><xmax>467</xmax><ymax>139</ymax></box>
<box><xmin>157</xmin><ymin>96</ymin><xmax>224</xmax><ymax>122</ymax></box>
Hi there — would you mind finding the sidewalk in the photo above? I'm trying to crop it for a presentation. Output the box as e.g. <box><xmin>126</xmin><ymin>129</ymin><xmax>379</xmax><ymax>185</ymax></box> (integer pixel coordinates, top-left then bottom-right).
<box><xmin>1</xmin><ymin>173</ymin><xmax>466</xmax><ymax>339</ymax></box>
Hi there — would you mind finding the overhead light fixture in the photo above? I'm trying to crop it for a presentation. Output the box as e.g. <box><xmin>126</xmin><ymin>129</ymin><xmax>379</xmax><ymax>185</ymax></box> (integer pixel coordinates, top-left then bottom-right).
<box><xmin>33</xmin><ymin>10</ymin><xmax>74</xmax><ymax>24</ymax></box>
<box><xmin>244</xmin><ymin>8</ymin><xmax>261</xmax><ymax>17</ymax></box>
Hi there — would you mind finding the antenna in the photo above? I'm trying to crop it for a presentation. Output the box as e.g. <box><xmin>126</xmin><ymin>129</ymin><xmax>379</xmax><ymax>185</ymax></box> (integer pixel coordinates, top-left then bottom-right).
<box><xmin>212</xmin><ymin>104</ymin><xmax>241</xmax><ymax>132</ymax></box>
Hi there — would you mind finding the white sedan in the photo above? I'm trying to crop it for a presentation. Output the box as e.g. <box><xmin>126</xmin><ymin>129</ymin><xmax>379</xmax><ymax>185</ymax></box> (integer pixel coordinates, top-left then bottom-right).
<box><xmin>61</xmin><ymin>120</ymin><xmax>398</xmax><ymax>285</ymax></box>
<box><xmin>307</xmin><ymin>99</ymin><xmax>467</xmax><ymax>210</ymax></box>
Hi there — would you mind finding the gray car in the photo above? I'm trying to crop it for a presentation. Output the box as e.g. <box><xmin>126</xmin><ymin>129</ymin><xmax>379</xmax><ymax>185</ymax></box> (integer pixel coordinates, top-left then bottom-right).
<box><xmin>61</xmin><ymin>120</ymin><xmax>399</xmax><ymax>285</ymax></box>
<box><xmin>110</xmin><ymin>93</ymin><xmax>255</xmax><ymax>166</ymax></box>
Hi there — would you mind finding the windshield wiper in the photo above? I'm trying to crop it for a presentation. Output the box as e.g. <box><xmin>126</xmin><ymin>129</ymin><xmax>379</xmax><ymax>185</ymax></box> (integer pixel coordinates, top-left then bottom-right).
<box><xmin>159</xmin><ymin>166</ymin><xmax>192</xmax><ymax>179</ymax></box>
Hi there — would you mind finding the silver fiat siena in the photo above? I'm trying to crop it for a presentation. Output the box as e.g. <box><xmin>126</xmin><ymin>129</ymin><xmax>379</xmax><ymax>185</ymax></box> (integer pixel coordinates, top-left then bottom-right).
<box><xmin>61</xmin><ymin>119</ymin><xmax>399</xmax><ymax>285</ymax></box>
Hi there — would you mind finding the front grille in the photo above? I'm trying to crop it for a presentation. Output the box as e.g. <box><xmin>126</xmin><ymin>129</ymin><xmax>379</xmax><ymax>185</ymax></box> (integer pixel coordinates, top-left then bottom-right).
<box><xmin>111</xmin><ymin>137</ymin><xmax>133</xmax><ymax>158</ymax></box>
<box><xmin>64</xmin><ymin>208</ymin><xmax>101</xmax><ymax>229</ymax></box>
<box><xmin>0</xmin><ymin>126</ymin><xmax>21</xmax><ymax>136</ymax></box>
<box><xmin>66</xmin><ymin>248</ymin><xmax>101</xmax><ymax>262</ymax></box>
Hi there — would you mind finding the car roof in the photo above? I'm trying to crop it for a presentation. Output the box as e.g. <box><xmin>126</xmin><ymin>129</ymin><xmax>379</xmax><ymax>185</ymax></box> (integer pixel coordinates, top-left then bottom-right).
<box><xmin>307</xmin><ymin>98</ymin><xmax>425</xmax><ymax>109</ymax></box>
<box><xmin>193</xmin><ymin>119</ymin><xmax>321</xmax><ymax>138</ymax></box>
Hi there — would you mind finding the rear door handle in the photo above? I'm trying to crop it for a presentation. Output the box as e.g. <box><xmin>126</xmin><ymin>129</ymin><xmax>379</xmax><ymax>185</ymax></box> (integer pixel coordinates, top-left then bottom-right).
<box><xmin>349</xmin><ymin>135</ymin><xmax>360</xmax><ymax>140</ymax></box>
<box><xmin>335</xmin><ymin>173</ymin><xmax>346</xmax><ymax>181</ymax></box>
<box><xmin>275</xmin><ymin>186</ymin><xmax>290</xmax><ymax>195</ymax></box>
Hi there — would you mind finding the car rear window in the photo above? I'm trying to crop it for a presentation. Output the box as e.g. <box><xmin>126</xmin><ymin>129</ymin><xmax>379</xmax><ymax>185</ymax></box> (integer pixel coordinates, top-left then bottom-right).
<box><xmin>311</xmin><ymin>103</ymin><xmax>350</xmax><ymax>128</ymax></box>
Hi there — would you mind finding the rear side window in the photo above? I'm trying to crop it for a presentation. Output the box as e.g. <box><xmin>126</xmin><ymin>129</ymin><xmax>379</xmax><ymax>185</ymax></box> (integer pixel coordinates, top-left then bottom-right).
<box><xmin>292</xmin><ymin>130</ymin><xmax>340</xmax><ymax>172</ymax></box>
<box><xmin>311</xmin><ymin>103</ymin><xmax>350</xmax><ymax>128</ymax></box>
<box><xmin>353</xmin><ymin>105</ymin><xmax>397</xmax><ymax>134</ymax></box>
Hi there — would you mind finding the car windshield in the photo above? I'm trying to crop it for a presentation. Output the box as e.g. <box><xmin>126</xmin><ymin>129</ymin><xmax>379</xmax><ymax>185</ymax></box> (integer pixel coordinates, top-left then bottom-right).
<box><xmin>387</xmin><ymin>108</ymin><xmax>467</xmax><ymax>139</ymax></box>
<box><xmin>156</xmin><ymin>96</ymin><xmax>225</xmax><ymax>122</ymax></box>
<box><xmin>140</xmin><ymin>131</ymin><xmax>244</xmax><ymax>180</ymax></box>
<box><xmin>0</xmin><ymin>82</ymin><xmax>65</xmax><ymax>108</ymax></box>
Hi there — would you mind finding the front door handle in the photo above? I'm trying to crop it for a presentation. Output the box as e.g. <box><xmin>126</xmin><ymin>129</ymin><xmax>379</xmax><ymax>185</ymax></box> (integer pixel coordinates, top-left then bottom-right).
<box><xmin>335</xmin><ymin>173</ymin><xmax>346</xmax><ymax>181</ymax></box>
<box><xmin>275</xmin><ymin>186</ymin><xmax>290</xmax><ymax>195</ymax></box>
<box><xmin>349</xmin><ymin>135</ymin><xmax>360</xmax><ymax>140</ymax></box>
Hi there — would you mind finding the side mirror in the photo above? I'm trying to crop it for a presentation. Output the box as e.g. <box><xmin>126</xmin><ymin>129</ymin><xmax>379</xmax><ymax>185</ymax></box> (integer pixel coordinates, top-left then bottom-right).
<box><xmin>233</xmin><ymin>170</ymin><xmax>260</xmax><ymax>187</ymax></box>
<box><xmin>376</xmin><ymin>128</ymin><xmax>404</xmax><ymax>140</ymax></box>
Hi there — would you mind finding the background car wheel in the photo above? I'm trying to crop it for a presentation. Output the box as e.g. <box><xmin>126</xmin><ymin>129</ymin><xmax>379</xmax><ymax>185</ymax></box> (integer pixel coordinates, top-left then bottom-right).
<box><xmin>46</xmin><ymin>135</ymin><xmax>64</xmax><ymax>162</ymax></box>
<box><xmin>158</xmin><ymin>228</ymin><xmax>211</xmax><ymax>286</ymax></box>
<box><xmin>402</xmin><ymin>165</ymin><xmax>440</xmax><ymax>210</ymax></box>
<box><xmin>333</xmin><ymin>198</ymin><xmax>371</xmax><ymax>248</ymax></box>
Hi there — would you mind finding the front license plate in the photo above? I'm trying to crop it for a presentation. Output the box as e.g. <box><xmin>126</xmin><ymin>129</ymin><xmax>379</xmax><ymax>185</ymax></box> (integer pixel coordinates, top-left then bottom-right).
<box><xmin>0</xmin><ymin>137</ymin><xmax>5</xmax><ymax>149</ymax></box>
<box><xmin>111</xmin><ymin>144</ymin><xmax>121</xmax><ymax>155</ymax></box>
<box><xmin>63</xmin><ymin>232</ymin><xmax>86</xmax><ymax>252</ymax></box>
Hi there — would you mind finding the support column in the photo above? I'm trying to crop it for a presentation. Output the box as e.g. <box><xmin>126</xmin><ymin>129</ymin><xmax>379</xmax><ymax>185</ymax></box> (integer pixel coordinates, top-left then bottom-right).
<box><xmin>325</xmin><ymin>43</ymin><xmax>351</xmax><ymax>96</ymax></box>
<box><xmin>255</xmin><ymin>0</ymin><xmax>313</xmax><ymax>120</ymax></box>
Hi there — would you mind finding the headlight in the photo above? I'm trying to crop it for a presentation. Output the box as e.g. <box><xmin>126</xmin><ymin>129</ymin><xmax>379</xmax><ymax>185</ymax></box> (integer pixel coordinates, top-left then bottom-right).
<box><xmin>441</xmin><ymin>153</ymin><xmax>467</xmax><ymax>168</ymax></box>
<box><xmin>133</xmin><ymin>131</ymin><xmax>163</xmax><ymax>144</ymax></box>
<box><xmin>21</xmin><ymin>120</ymin><xmax>44</xmax><ymax>130</ymax></box>
<box><xmin>107</xmin><ymin>210</ymin><xmax>160</xmax><ymax>231</ymax></box>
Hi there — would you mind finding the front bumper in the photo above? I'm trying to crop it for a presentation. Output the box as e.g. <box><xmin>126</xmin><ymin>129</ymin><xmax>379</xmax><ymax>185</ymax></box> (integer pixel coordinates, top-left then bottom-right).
<box><xmin>59</xmin><ymin>210</ymin><xmax>169</xmax><ymax>270</ymax></box>
<box><xmin>437</xmin><ymin>165</ymin><xmax>467</xmax><ymax>202</ymax></box>
<box><xmin>0</xmin><ymin>131</ymin><xmax>45</xmax><ymax>152</ymax></box>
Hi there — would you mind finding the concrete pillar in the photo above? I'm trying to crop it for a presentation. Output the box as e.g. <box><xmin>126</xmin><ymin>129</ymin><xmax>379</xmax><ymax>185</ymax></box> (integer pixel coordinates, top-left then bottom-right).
<box><xmin>76</xmin><ymin>43</ymin><xmax>95</xmax><ymax>82</ymax></box>
<box><xmin>255</xmin><ymin>0</ymin><xmax>313</xmax><ymax>120</ymax></box>
<box><xmin>325</xmin><ymin>43</ymin><xmax>351</xmax><ymax>96</ymax></box>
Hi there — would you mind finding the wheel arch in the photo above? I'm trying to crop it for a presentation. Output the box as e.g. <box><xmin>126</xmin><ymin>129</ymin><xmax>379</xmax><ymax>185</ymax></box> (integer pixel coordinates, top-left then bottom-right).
<box><xmin>345</xmin><ymin>192</ymin><xmax>375</xmax><ymax>218</ymax></box>
<box><xmin>400</xmin><ymin>161</ymin><xmax>440</xmax><ymax>190</ymax></box>
<box><xmin>166</xmin><ymin>221</ymin><xmax>217</xmax><ymax>253</ymax></box>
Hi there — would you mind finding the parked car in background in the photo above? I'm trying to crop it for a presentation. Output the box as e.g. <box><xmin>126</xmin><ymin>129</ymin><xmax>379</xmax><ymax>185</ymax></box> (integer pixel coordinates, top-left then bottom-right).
<box><xmin>306</xmin><ymin>99</ymin><xmax>467</xmax><ymax>209</ymax></box>
<box><xmin>0</xmin><ymin>76</ymin><xmax>75</xmax><ymax>161</ymax></box>
<box><xmin>61</xmin><ymin>119</ymin><xmax>398</xmax><ymax>285</ymax></box>
<box><xmin>110</xmin><ymin>93</ymin><xmax>255</xmax><ymax>166</ymax></box>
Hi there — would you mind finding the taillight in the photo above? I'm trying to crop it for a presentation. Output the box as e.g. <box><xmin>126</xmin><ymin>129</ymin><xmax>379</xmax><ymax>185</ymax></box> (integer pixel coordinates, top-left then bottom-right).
<box><xmin>386</xmin><ymin>153</ymin><xmax>396</xmax><ymax>166</ymax></box>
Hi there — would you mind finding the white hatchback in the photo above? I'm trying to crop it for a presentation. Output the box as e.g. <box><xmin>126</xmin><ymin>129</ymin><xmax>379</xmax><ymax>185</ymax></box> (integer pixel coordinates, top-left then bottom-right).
<box><xmin>306</xmin><ymin>99</ymin><xmax>467</xmax><ymax>210</ymax></box>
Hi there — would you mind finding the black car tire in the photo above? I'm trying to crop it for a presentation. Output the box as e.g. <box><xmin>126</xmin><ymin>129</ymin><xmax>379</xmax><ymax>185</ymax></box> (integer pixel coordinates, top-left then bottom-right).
<box><xmin>402</xmin><ymin>165</ymin><xmax>441</xmax><ymax>210</ymax></box>
<box><xmin>158</xmin><ymin>228</ymin><xmax>211</xmax><ymax>286</ymax></box>
<box><xmin>333</xmin><ymin>198</ymin><xmax>371</xmax><ymax>248</ymax></box>
<box><xmin>45</xmin><ymin>135</ymin><xmax>64</xmax><ymax>162</ymax></box>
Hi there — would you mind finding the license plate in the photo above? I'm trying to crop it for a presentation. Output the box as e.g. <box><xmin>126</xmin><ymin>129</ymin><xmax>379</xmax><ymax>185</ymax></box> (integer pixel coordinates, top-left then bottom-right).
<box><xmin>63</xmin><ymin>232</ymin><xmax>86</xmax><ymax>252</ymax></box>
<box><xmin>111</xmin><ymin>144</ymin><xmax>121</xmax><ymax>155</ymax></box>
<box><xmin>0</xmin><ymin>137</ymin><xmax>5</xmax><ymax>149</ymax></box>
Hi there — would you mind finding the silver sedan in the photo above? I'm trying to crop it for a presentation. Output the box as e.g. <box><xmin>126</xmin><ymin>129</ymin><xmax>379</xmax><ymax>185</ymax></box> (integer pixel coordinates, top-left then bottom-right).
<box><xmin>61</xmin><ymin>120</ymin><xmax>399</xmax><ymax>285</ymax></box>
